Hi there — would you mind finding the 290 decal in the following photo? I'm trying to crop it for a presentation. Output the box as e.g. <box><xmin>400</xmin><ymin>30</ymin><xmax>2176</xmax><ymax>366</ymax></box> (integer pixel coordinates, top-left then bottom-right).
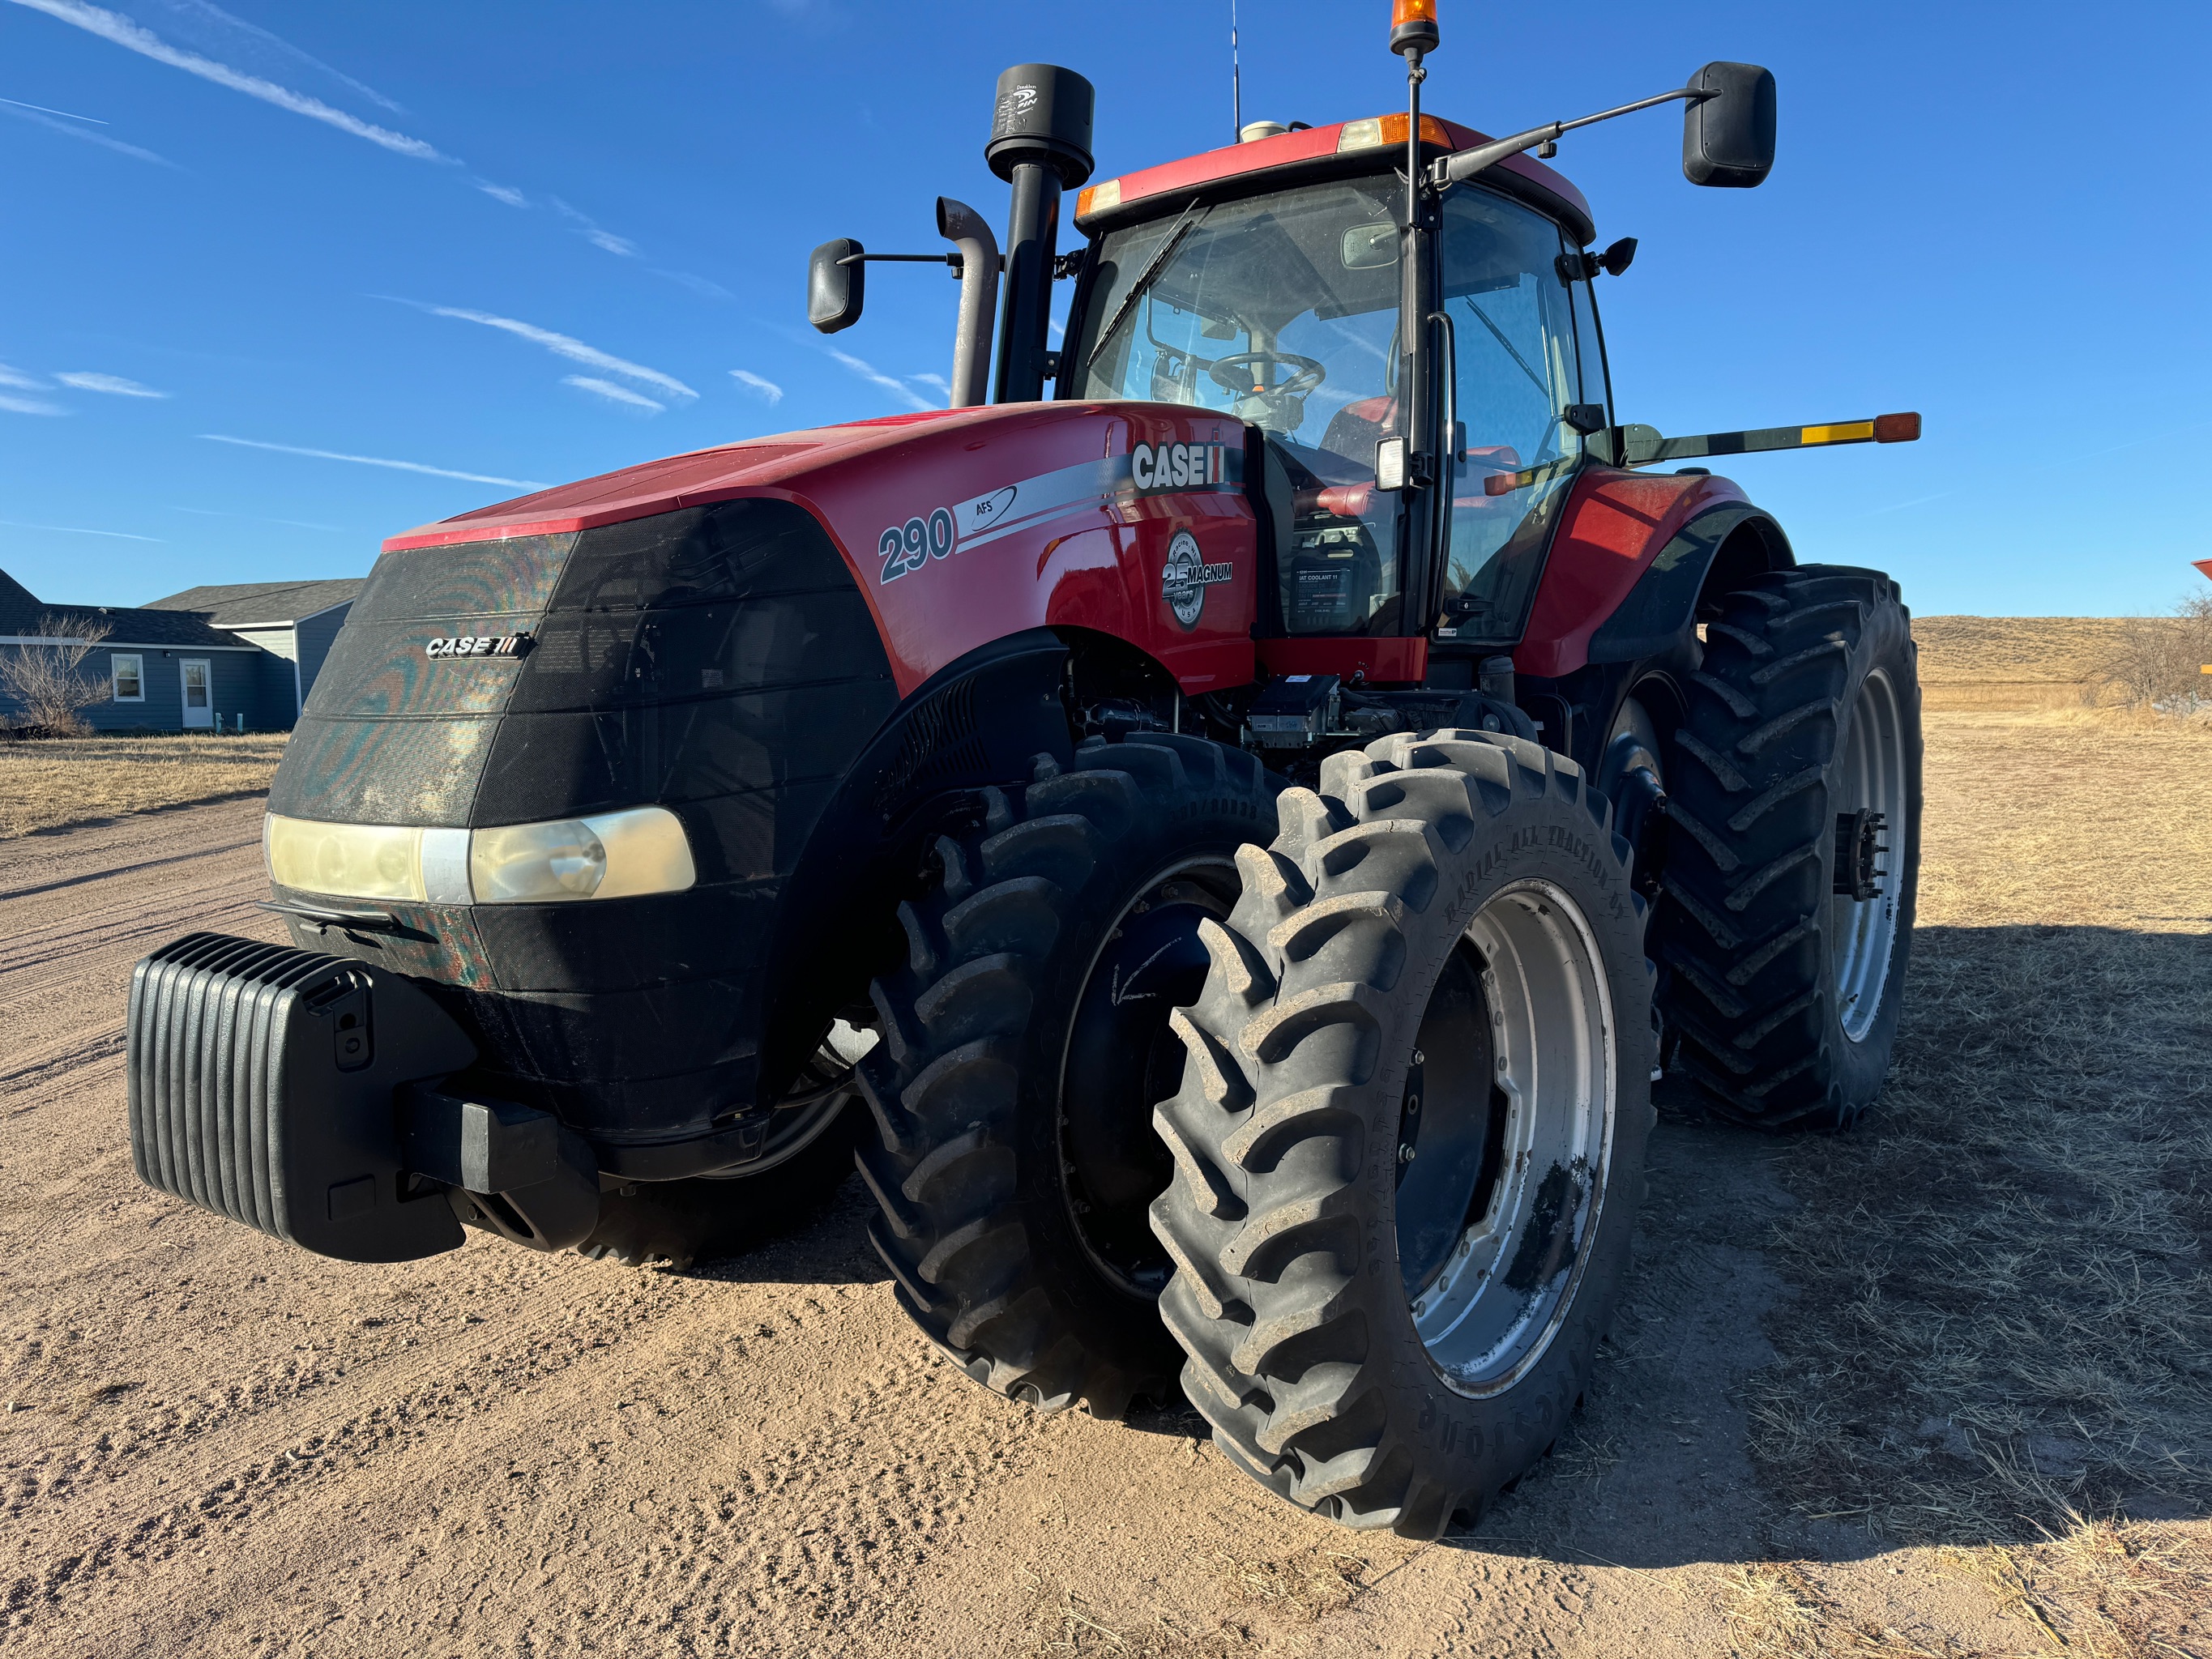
<box><xmin>878</xmin><ymin>506</ymin><xmax>957</xmax><ymax>583</ymax></box>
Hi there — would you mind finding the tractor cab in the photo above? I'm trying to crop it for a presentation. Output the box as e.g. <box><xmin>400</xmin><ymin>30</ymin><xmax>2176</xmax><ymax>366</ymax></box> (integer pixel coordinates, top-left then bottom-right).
<box><xmin>1063</xmin><ymin>119</ymin><xmax>1607</xmax><ymax>655</ymax></box>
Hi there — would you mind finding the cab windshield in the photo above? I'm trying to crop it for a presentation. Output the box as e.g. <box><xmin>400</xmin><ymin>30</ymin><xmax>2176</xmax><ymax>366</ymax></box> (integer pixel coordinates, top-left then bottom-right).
<box><xmin>1068</xmin><ymin>177</ymin><xmax>1409</xmax><ymax>634</ymax></box>
<box><xmin>1068</xmin><ymin>174</ymin><xmax>1600</xmax><ymax>642</ymax></box>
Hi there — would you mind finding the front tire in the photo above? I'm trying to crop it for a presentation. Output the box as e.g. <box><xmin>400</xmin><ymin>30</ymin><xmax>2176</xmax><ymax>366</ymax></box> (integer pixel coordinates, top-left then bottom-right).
<box><xmin>1150</xmin><ymin>731</ymin><xmax>1655</xmax><ymax>1537</ymax></box>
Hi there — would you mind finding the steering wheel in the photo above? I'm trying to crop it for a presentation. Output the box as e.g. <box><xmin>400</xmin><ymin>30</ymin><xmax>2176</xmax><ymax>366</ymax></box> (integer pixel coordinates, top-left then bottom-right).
<box><xmin>1206</xmin><ymin>351</ymin><xmax>1326</xmax><ymax>399</ymax></box>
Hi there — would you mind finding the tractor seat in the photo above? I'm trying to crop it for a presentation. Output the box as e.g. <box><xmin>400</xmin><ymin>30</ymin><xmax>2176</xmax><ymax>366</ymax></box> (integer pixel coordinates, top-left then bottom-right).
<box><xmin>1320</xmin><ymin>394</ymin><xmax>1398</xmax><ymax>467</ymax></box>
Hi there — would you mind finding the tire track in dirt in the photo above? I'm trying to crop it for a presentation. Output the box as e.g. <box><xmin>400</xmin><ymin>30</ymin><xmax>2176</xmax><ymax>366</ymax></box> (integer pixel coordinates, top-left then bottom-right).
<box><xmin>2</xmin><ymin>770</ymin><xmax>2065</xmax><ymax>1657</ymax></box>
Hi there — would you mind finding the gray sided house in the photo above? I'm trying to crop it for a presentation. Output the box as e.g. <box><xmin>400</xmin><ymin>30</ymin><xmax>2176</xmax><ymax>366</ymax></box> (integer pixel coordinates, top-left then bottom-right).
<box><xmin>0</xmin><ymin>566</ymin><xmax>361</xmax><ymax>732</ymax></box>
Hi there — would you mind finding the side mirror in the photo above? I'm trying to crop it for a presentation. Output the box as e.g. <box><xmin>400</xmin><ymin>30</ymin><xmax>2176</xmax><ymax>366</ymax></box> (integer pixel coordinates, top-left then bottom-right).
<box><xmin>807</xmin><ymin>238</ymin><xmax>865</xmax><ymax>334</ymax></box>
<box><xmin>1682</xmin><ymin>62</ymin><xmax>1776</xmax><ymax>188</ymax></box>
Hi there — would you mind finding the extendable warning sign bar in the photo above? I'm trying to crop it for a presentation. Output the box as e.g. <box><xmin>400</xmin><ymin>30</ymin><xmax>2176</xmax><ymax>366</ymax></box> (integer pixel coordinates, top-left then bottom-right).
<box><xmin>1484</xmin><ymin>412</ymin><xmax>1921</xmax><ymax>495</ymax></box>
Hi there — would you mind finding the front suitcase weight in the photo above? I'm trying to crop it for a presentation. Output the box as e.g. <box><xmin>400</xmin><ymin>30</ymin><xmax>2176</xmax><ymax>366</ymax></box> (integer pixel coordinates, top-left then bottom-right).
<box><xmin>127</xmin><ymin>932</ymin><xmax>479</xmax><ymax>1263</ymax></box>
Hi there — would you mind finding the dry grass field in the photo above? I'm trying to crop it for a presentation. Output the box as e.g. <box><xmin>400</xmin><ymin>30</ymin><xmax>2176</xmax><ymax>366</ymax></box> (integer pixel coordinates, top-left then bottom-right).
<box><xmin>0</xmin><ymin>733</ymin><xmax>288</xmax><ymax>839</ymax></box>
<box><xmin>1911</xmin><ymin>614</ymin><xmax>2193</xmax><ymax>712</ymax></box>
<box><xmin>1720</xmin><ymin>698</ymin><xmax>2212</xmax><ymax>1655</ymax></box>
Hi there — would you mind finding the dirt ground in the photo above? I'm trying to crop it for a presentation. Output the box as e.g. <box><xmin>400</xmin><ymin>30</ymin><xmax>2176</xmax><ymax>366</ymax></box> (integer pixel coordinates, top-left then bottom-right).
<box><xmin>3</xmin><ymin>705</ymin><xmax>2208</xmax><ymax>1657</ymax></box>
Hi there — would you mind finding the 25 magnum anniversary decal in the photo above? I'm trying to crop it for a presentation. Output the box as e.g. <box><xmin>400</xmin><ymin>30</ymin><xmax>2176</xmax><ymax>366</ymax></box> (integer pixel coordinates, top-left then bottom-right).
<box><xmin>1160</xmin><ymin>531</ymin><xmax>1234</xmax><ymax>628</ymax></box>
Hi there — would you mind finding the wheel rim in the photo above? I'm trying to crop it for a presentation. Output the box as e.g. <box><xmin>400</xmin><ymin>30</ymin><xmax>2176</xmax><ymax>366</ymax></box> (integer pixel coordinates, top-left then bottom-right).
<box><xmin>1830</xmin><ymin>668</ymin><xmax>1908</xmax><ymax>1043</ymax></box>
<box><xmin>1060</xmin><ymin>855</ymin><xmax>1240</xmax><ymax>1299</ymax></box>
<box><xmin>1395</xmin><ymin>880</ymin><xmax>1616</xmax><ymax>1395</ymax></box>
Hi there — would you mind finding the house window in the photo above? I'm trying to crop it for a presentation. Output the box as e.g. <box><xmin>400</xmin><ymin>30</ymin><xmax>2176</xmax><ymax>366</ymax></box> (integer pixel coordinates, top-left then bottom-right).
<box><xmin>112</xmin><ymin>653</ymin><xmax>144</xmax><ymax>702</ymax></box>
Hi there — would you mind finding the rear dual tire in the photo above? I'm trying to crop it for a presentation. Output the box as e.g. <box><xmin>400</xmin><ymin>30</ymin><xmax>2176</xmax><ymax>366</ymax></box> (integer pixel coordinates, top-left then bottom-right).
<box><xmin>1655</xmin><ymin>565</ymin><xmax>1923</xmax><ymax>1130</ymax></box>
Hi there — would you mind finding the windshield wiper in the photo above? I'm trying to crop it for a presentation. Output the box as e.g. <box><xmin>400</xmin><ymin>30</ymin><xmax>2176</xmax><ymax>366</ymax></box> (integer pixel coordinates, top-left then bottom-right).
<box><xmin>1458</xmin><ymin>296</ymin><xmax>1549</xmax><ymax>398</ymax></box>
<box><xmin>1084</xmin><ymin>198</ymin><xmax>1208</xmax><ymax>371</ymax></box>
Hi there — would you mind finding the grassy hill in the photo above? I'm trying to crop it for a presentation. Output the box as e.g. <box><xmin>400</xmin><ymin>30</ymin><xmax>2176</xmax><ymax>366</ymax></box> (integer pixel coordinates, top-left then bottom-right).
<box><xmin>1911</xmin><ymin>615</ymin><xmax>2138</xmax><ymax>710</ymax></box>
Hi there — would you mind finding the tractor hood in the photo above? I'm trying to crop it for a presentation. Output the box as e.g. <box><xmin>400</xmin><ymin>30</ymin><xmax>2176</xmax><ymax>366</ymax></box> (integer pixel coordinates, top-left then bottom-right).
<box><xmin>383</xmin><ymin>399</ymin><xmax>1263</xmax><ymax>700</ymax></box>
<box><xmin>386</xmin><ymin>405</ymin><xmax>1027</xmax><ymax>554</ymax></box>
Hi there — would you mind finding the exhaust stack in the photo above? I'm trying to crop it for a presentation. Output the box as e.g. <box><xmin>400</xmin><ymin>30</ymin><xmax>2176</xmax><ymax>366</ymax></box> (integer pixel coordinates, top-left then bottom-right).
<box><xmin>985</xmin><ymin>65</ymin><xmax>1094</xmax><ymax>403</ymax></box>
<box><xmin>937</xmin><ymin>197</ymin><xmax>1000</xmax><ymax>408</ymax></box>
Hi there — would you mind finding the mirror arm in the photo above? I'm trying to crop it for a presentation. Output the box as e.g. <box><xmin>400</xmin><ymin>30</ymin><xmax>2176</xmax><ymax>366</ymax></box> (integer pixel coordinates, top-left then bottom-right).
<box><xmin>1431</xmin><ymin>86</ymin><xmax>1710</xmax><ymax>188</ymax></box>
<box><xmin>839</xmin><ymin>252</ymin><xmax>974</xmax><ymax>268</ymax></box>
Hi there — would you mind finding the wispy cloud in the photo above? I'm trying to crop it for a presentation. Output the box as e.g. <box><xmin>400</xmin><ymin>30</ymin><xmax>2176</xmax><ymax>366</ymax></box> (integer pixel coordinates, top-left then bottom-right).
<box><xmin>165</xmin><ymin>504</ymin><xmax>343</xmax><ymax>532</ymax></box>
<box><xmin>1868</xmin><ymin>491</ymin><xmax>1951</xmax><ymax>517</ymax></box>
<box><xmin>6</xmin><ymin>0</ymin><xmax>451</xmax><ymax>162</ymax></box>
<box><xmin>829</xmin><ymin>349</ymin><xmax>933</xmax><ymax>412</ymax></box>
<box><xmin>909</xmin><ymin>372</ymin><xmax>951</xmax><ymax>403</ymax></box>
<box><xmin>729</xmin><ymin>369</ymin><xmax>784</xmax><ymax>405</ymax></box>
<box><xmin>199</xmin><ymin>434</ymin><xmax>543</xmax><ymax>488</ymax></box>
<box><xmin>0</xmin><ymin>365</ymin><xmax>48</xmax><ymax>391</ymax></box>
<box><xmin>0</xmin><ymin>517</ymin><xmax>161</xmax><ymax>540</ymax></box>
<box><xmin>549</xmin><ymin>196</ymin><xmax>638</xmax><ymax>258</ymax></box>
<box><xmin>476</xmin><ymin>180</ymin><xmax>527</xmax><ymax>207</ymax></box>
<box><xmin>656</xmin><ymin>270</ymin><xmax>733</xmax><ymax>301</ymax></box>
<box><xmin>0</xmin><ymin>92</ymin><xmax>105</xmax><ymax>121</ymax></box>
<box><xmin>404</xmin><ymin>302</ymin><xmax>698</xmax><ymax>400</ymax></box>
<box><xmin>0</xmin><ymin>393</ymin><xmax>66</xmax><ymax>416</ymax></box>
<box><xmin>162</xmin><ymin>0</ymin><xmax>406</xmax><ymax>115</ymax></box>
<box><xmin>0</xmin><ymin>96</ymin><xmax>176</xmax><ymax>164</ymax></box>
<box><xmin>55</xmin><ymin>370</ymin><xmax>169</xmax><ymax>398</ymax></box>
<box><xmin>564</xmin><ymin>375</ymin><xmax>663</xmax><ymax>412</ymax></box>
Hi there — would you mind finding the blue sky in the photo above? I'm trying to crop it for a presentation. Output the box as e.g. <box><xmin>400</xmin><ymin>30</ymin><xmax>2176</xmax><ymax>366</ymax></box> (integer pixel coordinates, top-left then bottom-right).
<box><xmin>2</xmin><ymin>0</ymin><xmax>2205</xmax><ymax>616</ymax></box>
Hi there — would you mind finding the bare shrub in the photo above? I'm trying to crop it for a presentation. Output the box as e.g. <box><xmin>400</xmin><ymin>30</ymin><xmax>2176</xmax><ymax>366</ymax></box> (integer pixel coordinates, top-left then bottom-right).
<box><xmin>2099</xmin><ymin>593</ymin><xmax>2212</xmax><ymax>714</ymax></box>
<box><xmin>0</xmin><ymin>612</ymin><xmax>114</xmax><ymax>736</ymax></box>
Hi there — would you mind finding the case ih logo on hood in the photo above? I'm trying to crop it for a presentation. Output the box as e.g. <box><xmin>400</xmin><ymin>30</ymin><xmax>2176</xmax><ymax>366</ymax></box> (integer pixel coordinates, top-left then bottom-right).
<box><xmin>1131</xmin><ymin>442</ymin><xmax>1228</xmax><ymax>493</ymax></box>
<box><xmin>1160</xmin><ymin>531</ymin><xmax>1233</xmax><ymax>629</ymax></box>
<box><xmin>425</xmin><ymin>633</ymin><xmax>532</xmax><ymax>660</ymax></box>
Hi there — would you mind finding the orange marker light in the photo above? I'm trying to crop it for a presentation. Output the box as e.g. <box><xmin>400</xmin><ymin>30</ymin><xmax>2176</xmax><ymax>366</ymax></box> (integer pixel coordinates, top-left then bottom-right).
<box><xmin>1390</xmin><ymin>0</ymin><xmax>1440</xmax><ymax>56</ymax></box>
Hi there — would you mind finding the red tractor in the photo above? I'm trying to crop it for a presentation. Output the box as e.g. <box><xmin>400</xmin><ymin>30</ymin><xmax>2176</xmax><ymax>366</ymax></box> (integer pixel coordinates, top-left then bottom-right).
<box><xmin>126</xmin><ymin>3</ymin><xmax>1923</xmax><ymax>1538</ymax></box>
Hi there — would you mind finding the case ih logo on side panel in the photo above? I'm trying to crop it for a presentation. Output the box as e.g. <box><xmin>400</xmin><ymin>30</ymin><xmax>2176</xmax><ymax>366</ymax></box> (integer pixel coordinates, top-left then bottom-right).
<box><xmin>1131</xmin><ymin>442</ymin><xmax>1228</xmax><ymax>493</ymax></box>
<box><xmin>425</xmin><ymin>633</ymin><xmax>532</xmax><ymax>659</ymax></box>
<box><xmin>1160</xmin><ymin>531</ymin><xmax>1233</xmax><ymax>629</ymax></box>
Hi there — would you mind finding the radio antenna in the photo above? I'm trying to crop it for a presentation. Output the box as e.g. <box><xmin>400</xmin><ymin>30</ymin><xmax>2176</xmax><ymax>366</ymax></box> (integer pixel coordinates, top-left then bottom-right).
<box><xmin>1231</xmin><ymin>0</ymin><xmax>1242</xmax><ymax>139</ymax></box>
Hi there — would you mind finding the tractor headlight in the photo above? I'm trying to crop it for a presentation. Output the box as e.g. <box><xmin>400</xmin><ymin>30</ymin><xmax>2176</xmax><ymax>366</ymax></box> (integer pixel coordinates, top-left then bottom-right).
<box><xmin>470</xmin><ymin>818</ymin><xmax>607</xmax><ymax>902</ymax></box>
<box><xmin>264</xmin><ymin>807</ymin><xmax>694</xmax><ymax>906</ymax></box>
<box><xmin>264</xmin><ymin>817</ymin><xmax>426</xmax><ymax>902</ymax></box>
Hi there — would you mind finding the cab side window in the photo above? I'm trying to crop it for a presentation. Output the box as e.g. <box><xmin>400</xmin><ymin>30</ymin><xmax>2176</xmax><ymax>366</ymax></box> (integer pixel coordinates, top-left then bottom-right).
<box><xmin>1437</xmin><ymin>191</ymin><xmax>1584</xmax><ymax>638</ymax></box>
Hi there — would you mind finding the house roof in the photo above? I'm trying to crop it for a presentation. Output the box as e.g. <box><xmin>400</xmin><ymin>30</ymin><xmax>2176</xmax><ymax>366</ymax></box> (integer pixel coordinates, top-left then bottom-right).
<box><xmin>0</xmin><ymin>566</ymin><xmax>255</xmax><ymax>650</ymax></box>
<box><xmin>0</xmin><ymin>569</ymin><xmax>43</xmax><ymax>636</ymax></box>
<box><xmin>143</xmin><ymin>577</ymin><xmax>362</xmax><ymax>626</ymax></box>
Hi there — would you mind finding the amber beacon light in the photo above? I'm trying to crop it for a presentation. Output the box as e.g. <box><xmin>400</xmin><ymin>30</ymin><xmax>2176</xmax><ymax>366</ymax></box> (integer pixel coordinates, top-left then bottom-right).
<box><xmin>1390</xmin><ymin>0</ymin><xmax>1440</xmax><ymax>56</ymax></box>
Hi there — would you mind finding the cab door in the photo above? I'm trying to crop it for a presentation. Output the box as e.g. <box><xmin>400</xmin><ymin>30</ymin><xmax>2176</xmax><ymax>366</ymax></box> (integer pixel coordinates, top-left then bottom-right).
<box><xmin>1429</xmin><ymin>189</ymin><xmax>1595</xmax><ymax>650</ymax></box>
